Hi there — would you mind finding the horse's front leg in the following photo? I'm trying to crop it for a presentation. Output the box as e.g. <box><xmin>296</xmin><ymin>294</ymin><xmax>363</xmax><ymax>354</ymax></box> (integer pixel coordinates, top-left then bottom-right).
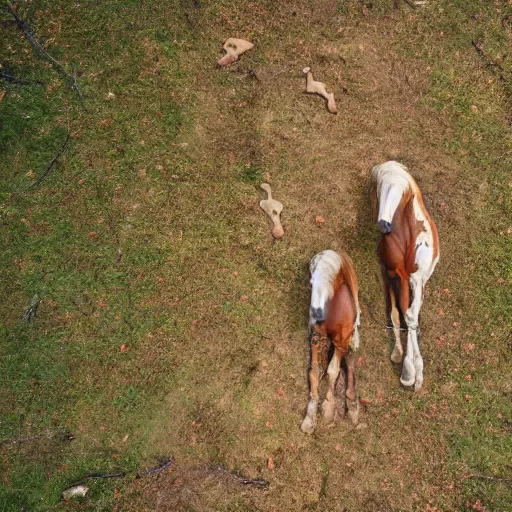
<box><xmin>301</xmin><ymin>332</ymin><xmax>326</xmax><ymax>434</ymax></box>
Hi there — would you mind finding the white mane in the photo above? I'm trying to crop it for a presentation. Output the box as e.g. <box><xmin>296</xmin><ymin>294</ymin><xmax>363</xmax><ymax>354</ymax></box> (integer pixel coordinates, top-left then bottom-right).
<box><xmin>371</xmin><ymin>161</ymin><xmax>430</xmax><ymax>230</ymax></box>
<box><xmin>309</xmin><ymin>250</ymin><xmax>341</xmax><ymax>314</ymax></box>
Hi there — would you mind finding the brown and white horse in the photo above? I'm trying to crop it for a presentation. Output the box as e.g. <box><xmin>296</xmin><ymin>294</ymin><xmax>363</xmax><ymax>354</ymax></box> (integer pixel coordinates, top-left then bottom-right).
<box><xmin>370</xmin><ymin>161</ymin><xmax>439</xmax><ymax>391</ymax></box>
<box><xmin>301</xmin><ymin>250</ymin><xmax>361</xmax><ymax>434</ymax></box>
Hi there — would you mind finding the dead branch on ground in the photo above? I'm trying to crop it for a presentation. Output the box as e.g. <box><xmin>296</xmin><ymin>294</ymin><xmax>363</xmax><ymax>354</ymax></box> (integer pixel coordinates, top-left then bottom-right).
<box><xmin>0</xmin><ymin>71</ymin><xmax>45</xmax><ymax>86</ymax></box>
<box><xmin>25</xmin><ymin>134</ymin><xmax>70</xmax><ymax>192</ymax></box>
<box><xmin>471</xmin><ymin>40</ymin><xmax>506</xmax><ymax>81</ymax></box>
<box><xmin>198</xmin><ymin>466</ymin><xmax>269</xmax><ymax>490</ymax></box>
<box><xmin>5</xmin><ymin>3</ymin><xmax>84</xmax><ymax>101</ymax></box>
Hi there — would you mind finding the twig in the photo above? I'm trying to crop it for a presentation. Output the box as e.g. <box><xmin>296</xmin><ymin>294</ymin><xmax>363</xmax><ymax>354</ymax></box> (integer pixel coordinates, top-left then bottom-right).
<box><xmin>0</xmin><ymin>71</ymin><xmax>45</xmax><ymax>86</ymax></box>
<box><xmin>0</xmin><ymin>429</ymin><xmax>74</xmax><ymax>447</ymax></box>
<box><xmin>87</xmin><ymin>471</ymin><xmax>127</xmax><ymax>479</ymax></box>
<box><xmin>471</xmin><ymin>40</ymin><xmax>506</xmax><ymax>81</ymax></box>
<box><xmin>468</xmin><ymin>473</ymin><xmax>512</xmax><ymax>483</ymax></box>
<box><xmin>6</xmin><ymin>3</ymin><xmax>84</xmax><ymax>101</ymax></box>
<box><xmin>25</xmin><ymin>134</ymin><xmax>70</xmax><ymax>191</ymax></box>
<box><xmin>200</xmin><ymin>466</ymin><xmax>269</xmax><ymax>490</ymax></box>
<box><xmin>137</xmin><ymin>458</ymin><xmax>174</xmax><ymax>477</ymax></box>
<box><xmin>21</xmin><ymin>295</ymin><xmax>41</xmax><ymax>322</ymax></box>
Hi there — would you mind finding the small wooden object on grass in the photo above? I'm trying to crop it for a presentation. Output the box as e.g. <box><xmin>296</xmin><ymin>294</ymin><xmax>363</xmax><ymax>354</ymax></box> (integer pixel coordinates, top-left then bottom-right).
<box><xmin>218</xmin><ymin>38</ymin><xmax>254</xmax><ymax>66</ymax></box>
<box><xmin>259</xmin><ymin>183</ymin><xmax>284</xmax><ymax>239</ymax></box>
<box><xmin>303</xmin><ymin>67</ymin><xmax>337</xmax><ymax>114</ymax></box>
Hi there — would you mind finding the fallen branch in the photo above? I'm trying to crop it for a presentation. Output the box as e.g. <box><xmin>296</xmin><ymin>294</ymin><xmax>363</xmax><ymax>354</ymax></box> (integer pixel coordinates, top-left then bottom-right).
<box><xmin>199</xmin><ymin>466</ymin><xmax>269</xmax><ymax>490</ymax></box>
<box><xmin>25</xmin><ymin>134</ymin><xmax>70</xmax><ymax>192</ymax></box>
<box><xmin>6</xmin><ymin>3</ymin><xmax>84</xmax><ymax>100</ymax></box>
<box><xmin>137</xmin><ymin>457</ymin><xmax>174</xmax><ymax>477</ymax></box>
<box><xmin>0</xmin><ymin>429</ymin><xmax>74</xmax><ymax>447</ymax></box>
<box><xmin>471</xmin><ymin>40</ymin><xmax>505</xmax><ymax>81</ymax></box>
<box><xmin>0</xmin><ymin>71</ymin><xmax>44</xmax><ymax>86</ymax></box>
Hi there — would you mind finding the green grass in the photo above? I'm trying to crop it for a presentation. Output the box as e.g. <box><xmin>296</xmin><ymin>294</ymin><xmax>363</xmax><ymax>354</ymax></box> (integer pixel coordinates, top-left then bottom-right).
<box><xmin>1</xmin><ymin>0</ymin><xmax>511</xmax><ymax>510</ymax></box>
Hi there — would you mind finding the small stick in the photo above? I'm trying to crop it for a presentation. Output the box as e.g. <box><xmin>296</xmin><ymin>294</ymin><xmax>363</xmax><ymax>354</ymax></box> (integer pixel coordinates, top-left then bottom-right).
<box><xmin>25</xmin><ymin>134</ymin><xmax>70</xmax><ymax>191</ymax></box>
<box><xmin>137</xmin><ymin>457</ymin><xmax>174</xmax><ymax>477</ymax></box>
<box><xmin>471</xmin><ymin>40</ymin><xmax>505</xmax><ymax>80</ymax></box>
<box><xmin>87</xmin><ymin>472</ymin><xmax>127</xmax><ymax>480</ymax></box>
<box><xmin>0</xmin><ymin>429</ymin><xmax>74</xmax><ymax>447</ymax></box>
<box><xmin>0</xmin><ymin>72</ymin><xmax>44</xmax><ymax>86</ymax></box>
<box><xmin>200</xmin><ymin>466</ymin><xmax>269</xmax><ymax>489</ymax></box>
<box><xmin>6</xmin><ymin>3</ymin><xmax>84</xmax><ymax>101</ymax></box>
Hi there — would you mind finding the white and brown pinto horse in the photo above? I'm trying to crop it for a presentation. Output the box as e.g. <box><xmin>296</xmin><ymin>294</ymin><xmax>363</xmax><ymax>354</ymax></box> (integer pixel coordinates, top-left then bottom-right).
<box><xmin>301</xmin><ymin>250</ymin><xmax>361</xmax><ymax>434</ymax></box>
<box><xmin>370</xmin><ymin>161</ymin><xmax>439</xmax><ymax>391</ymax></box>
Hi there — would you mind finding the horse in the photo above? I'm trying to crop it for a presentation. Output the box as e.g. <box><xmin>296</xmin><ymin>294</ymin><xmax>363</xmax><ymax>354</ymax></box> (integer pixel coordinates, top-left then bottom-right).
<box><xmin>301</xmin><ymin>249</ymin><xmax>361</xmax><ymax>434</ymax></box>
<box><xmin>370</xmin><ymin>161</ymin><xmax>439</xmax><ymax>391</ymax></box>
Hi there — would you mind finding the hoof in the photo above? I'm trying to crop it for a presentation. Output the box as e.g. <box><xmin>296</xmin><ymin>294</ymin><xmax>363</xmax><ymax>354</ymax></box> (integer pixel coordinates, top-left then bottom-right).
<box><xmin>400</xmin><ymin>375</ymin><xmax>415</xmax><ymax>388</ymax></box>
<box><xmin>321</xmin><ymin>399</ymin><xmax>335</xmax><ymax>423</ymax></box>
<box><xmin>390</xmin><ymin>348</ymin><xmax>403</xmax><ymax>364</ymax></box>
<box><xmin>301</xmin><ymin>416</ymin><xmax>316</xmax><ymax>435</ymax></box>
<box><xmin>414</xmin><ymin>378</ymin><xmax>423</xmax><ymax>392</ymax></box>
<box><xmin>347</xmin><ymin>400</ymin><xmax>360</xmax><ymax>425</ymax></box>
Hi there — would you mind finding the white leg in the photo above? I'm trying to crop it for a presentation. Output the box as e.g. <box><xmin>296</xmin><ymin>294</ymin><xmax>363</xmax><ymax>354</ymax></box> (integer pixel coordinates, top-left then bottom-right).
<box><xmin>401</xmin><ymin>274</ymin><xmax>424</xmax><ymax>390</ymax></box>
<box><xmin>388</xmin><ymin>285</ymin><xmax>403</xmax><ymax>364</ymax></box>
<box><xmin>301</xmin><ymin>342</ymin><xmax>321</xmax><ymax>434</ymax></box>
<box><xmin>322</xmin><ymin>348</ymin><xmax>341</xmax><ymax>423</ymax></box>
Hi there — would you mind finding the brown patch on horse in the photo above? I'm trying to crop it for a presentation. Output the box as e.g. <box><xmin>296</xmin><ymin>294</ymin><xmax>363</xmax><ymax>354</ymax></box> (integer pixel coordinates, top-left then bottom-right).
<box><xmin>378</xmin><ymin>191</ymin><xmax>425</xmax><ymax>283</ymax></box>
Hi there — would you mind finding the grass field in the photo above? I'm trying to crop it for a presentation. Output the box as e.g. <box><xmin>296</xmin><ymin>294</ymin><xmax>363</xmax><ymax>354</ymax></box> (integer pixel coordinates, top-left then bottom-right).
<box><xmin>1</xmin><ymin>0</ymin><xmax>511</xmax><ymax>510</ymax></box>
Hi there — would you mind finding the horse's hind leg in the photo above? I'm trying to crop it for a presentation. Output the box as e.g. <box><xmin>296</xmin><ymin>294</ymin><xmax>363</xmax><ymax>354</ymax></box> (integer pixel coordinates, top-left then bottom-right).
<box><xmin>345</xmin><ymin>350</ymin><xmax>360</xmax><ymax>425</ymax></box>
<box><xmin>322</xmin><ymin>346</ymin><xmax>342</xmax><ymax>423</ymax></box>
<box><xmin>389</xmin><ymin>283</ymin><xmax>403</xmax><ymax>364</ymax></box>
